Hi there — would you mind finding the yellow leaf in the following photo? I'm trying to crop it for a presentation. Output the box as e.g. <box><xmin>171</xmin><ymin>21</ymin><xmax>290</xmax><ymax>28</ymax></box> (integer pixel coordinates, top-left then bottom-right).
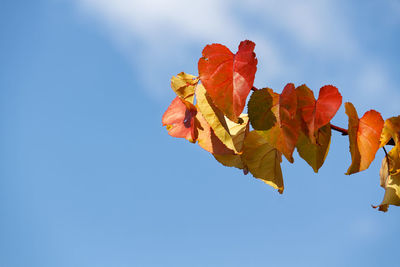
<box><xmin>380</xmin><ymin>116</ymin><xmax>400</xmax><ymax>147</ymax></box>
<box><xmin>196</xmin><ymin>112</ymin><xmax>234</xmax><ymax>155</ymax></box>
<box><xmin>242</xmin><ymin>131</ymin><xmax>284</xmax><ymax>193</ymax></box>
<box><xmin>214</xmin><ymin>154</ymin><xmax>246</xmax><ymax>169</ymax></box>
<box><xmin>196</xmin><ymin>84</ymin><xmax>239</xmax><ymax>153</ymax></box>
<box><xmin>171</xmin><ymin>72</ymin><xmax>198</xmax><ymax>103</ymax></box>
<box><xmin>374</xmin><ymin>146</ymin><xmax>400</xmax><ymax>212</ymax></box>
<box><xmin>296</xmin><ymin>124</ymin><xmax>331</xmax><ymax>173</ymax></box>
<box><xmin>213</xmin><ymin>114</ymin><xmax>249</xmax><ymax>169</ymax></box>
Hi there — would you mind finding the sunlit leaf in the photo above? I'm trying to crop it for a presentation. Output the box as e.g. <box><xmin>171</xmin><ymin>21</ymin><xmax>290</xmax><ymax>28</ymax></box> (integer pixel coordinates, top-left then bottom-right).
<box><xmin>196</xmin><ymin>111</ymin><xmax>234</xmax><ymax>155</ymax></box>
<box><xmin>214</xmin><ymin>115</ymin><xmax>249</xmax><ymax>169</ymax></box>
<box><xmin>345</xmin><ymin>102</ymin><xmax>384</xmax><ymax>174</ymax></box>
<box><xmin>374</xmin><ymin>146</ymin><xmax>400</xmax><ymax>212</ymax></box>
<box><xmin>296</xmin><ymin>84</ymin><xmax>342</xmax><ymax>141</ymax></box>
<box><xmin>170</xmin><ymin>72</ymin><xmax>199</xmax><ymax>103</ymax></box>
<box><xmin>196</xmin><ymin>84</ymin><xmax>238</xmax><ymax>152</ymax></box>
<box><xmin>198</xmin><ymin>40</ymin><xmax>257</xmax><ymax>122</ymax></box>
<box><xmin>249</xmin><ymin>84</ymin><xmax>299</xmax><ymax>163</ymax></box>
<box><xmin>380</xmin><ymin>116</ymin><xmax>400</xmax><ymax>147</ymax></box>
<box><xmin>296</xmin><ymin>123</ymin><xmax>331</xmax><ymax>173</ymax></box>
<box><xmin>162</xmin><ymin>96</ymin><xmax>198</xmax><ymax>143</ymax></box>
<box><xmin>242</xmin><ymin>131</ymin><xmax>284</xmax><ymax>193</ymax></box>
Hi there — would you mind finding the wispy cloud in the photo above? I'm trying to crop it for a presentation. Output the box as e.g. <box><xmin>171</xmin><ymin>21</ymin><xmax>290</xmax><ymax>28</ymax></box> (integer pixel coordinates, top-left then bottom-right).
<box><xmin>71</xmin><ymin>0</ymin><xmax>399</xmax><ymax>112</ymax></box>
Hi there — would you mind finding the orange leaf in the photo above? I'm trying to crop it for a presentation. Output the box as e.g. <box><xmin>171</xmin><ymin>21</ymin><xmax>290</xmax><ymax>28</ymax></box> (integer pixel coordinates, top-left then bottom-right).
<box><xmin>249</xmin><ymin>84</ymin><xmax>299</xmax><ymax>162</ymax></box>
<box><xmin>296</xmin><ymin>84</ymin><xmax>342</xmax><ymax>141</ymax></box>
<box><xmin>162</xmin><ymin>96</ymin><xmax>198</xmax><ymax>143</ymax></box>
<box><xmin>345</xmin><ymin>102</ymin><xmax>384</xmax><ymax>174</ymax></box>
<box><xmin>198</xmin><ymin>40</ymin><xmax>257</xmax><ymax>122</ymax></box>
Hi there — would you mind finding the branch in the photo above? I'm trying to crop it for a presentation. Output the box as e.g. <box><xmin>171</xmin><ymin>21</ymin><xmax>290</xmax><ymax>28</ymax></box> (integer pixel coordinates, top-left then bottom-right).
<box><xmin>330</xmin><ymin>124</ymin><xmax>348</xmax><ymax>136</ymax></box>
<box><xmin>330</xmin><ymin>124</ymin><xmax>395</xmax><ymax>146</ymax></box>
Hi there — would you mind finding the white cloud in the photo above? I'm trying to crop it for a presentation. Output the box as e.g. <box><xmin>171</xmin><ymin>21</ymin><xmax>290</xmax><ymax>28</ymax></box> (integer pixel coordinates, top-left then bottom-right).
<box><xmin>70</xmin><ymin>0</ymin><xmax>398</xmax><ymax>108</ymax></box>
<box><xmin>239</xmin><ymin>0</ymin><xmax>357</xmax><ymax>56</ymax></box>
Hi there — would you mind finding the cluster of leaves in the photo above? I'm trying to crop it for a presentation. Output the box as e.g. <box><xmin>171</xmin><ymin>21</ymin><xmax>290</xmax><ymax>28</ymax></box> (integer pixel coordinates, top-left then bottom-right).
<box><xmin>162</xmin><ymin>40</ymin><xmax>400</xmax><ymax>212</ymax></box>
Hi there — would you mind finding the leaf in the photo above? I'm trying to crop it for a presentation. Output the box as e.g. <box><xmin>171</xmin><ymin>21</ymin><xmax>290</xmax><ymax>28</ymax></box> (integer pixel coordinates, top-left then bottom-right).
<box><xmin>296</xmin><ymin>84</ymin><xmax>342</xmax><ymax>141</ymax></box>
<box><xmin>162</xmin><ymin>96</ymin><xmax>198</xmax><ymax>143</ymax></box>
<box><xmin>296</xmin><ymin>123</ymin><xmax>332</xmax><ymax>173</ymax></box>
<box><xmin>171</xmin><ymin>72</ymin><xmax>199</xmax><ymax>103</ymax></box>
<box><xmin>374</xmin><ymin>146</ymin><xmax>400</xmax><ymax>212</ymax></box>
<box><xmin>248</xmin><ymin>88</ymin><xmax>277</xmax><ymax>131</ymax></box>
<box><xmin>242</xmin><ymin>131</ymin><xmax>284</xmax><ymax>193</ymax></box>
<box><xmin>373</xmin><ymin>116</ymin><xmax>400</xmax><ymax>211</ymax></box>
<box><xmin>380</xmin><ymin>116</ymin><xmax>400</xmax><ymax>147</ymax></box>
<box><xmin>196</xmin><ymin>111</ymin><xmax>234</xmax><ymax>155</ymax></box>
<box><xmin>198</xmin><ymin>40</ymin><xmax>257</xmax><ymax>122</ymax></box>
<box><xmin>214</xmin><ymin>115</ymin><xmax>249</xmax><ymax>169</ymax></box>
<box><xmin>345</xmin><ymin>102</ymin><xmax>384</xmax><ymax>175</ymax></box>
<box><xmin>248</xmin><ymin>84</ymin><xmax>300</xmax><ymax>163</ymax></box>
<box><xmin>196</xmin><ymin>84</ymin><xmax>238</xmax><ymax>153</ymax></box>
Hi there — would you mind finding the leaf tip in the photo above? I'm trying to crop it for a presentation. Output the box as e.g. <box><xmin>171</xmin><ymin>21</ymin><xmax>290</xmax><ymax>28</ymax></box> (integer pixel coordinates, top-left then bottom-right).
<box><xmin>372</xmin><ymin>204</ymin><xmax>388</xmax><ymax>212</ymax></box>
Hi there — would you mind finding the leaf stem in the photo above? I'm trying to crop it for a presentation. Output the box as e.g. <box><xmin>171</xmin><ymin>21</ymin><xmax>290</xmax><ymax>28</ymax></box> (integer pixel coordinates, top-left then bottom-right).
<box><xmin>330</xmin><ymin>124</ymin><xmax>348</xmax><ymax>135</ymax></box>
<box><xmin>383</xmin><ymin>146</ymin><xmax>390</xmax><ymax>174</ymax></box>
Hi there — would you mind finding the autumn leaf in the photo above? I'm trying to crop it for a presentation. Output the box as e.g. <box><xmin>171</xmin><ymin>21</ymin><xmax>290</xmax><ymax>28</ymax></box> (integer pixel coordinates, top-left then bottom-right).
<box><xmin>170</xmin><ymin>72</ymin><xmax>199</xmax><ymax>103</ymax></box>
<box><xmin>373</xmin><ymin>116</ymin><xmax>400</xmax><ymax>211</ymax></box>
<box><xmin>247</xmin><ymin>88</ymin><xmax>277</xmax><ymax>131</ymax></box>
<box><xmin>196</xmin><ymin>84</ymin><xmax>238</xmax><ymax>153</ymax></box>
<box><xmin>198</xmin><ymin>40</ymin><xmax>257</xmax><ymax>122</ymax></box>
<box><xmin>162</xmin><ymin>96</ymin><xmax>198</xmax><ymax>143</ymax></box>
<box><xmin>380</xmin><ymin>116</ymin><xmax>400</xmax><ymax>147</ymax></box>
<box><xmin>195</xmin><ymin>111</ymin><xmax>234</xmax><ymax>155</ymax></box>
<box><xmin>248</xmin><ymin>84</ymin><xmax>299</xmax><ymax>163</ymax></box>
<box><xmin>374</xmin><ymin>146</ymin><xmax>400</xmax><ymax>212</ymax></box>
<box><xmin>345</xmin><ymin>102</ymin><xmax>384</xmax><ymax>175</ymax></box>
<box><xmin>296</xmin><ymin>84</ymin><xmax>342</xmax><ymax>141</ymax></box>
<box><xmin>296</xmin><ymin>123</ymin><xmax>332</xmax><ymax>173</ymax></box>
<box><xmin>242</xmin><ymin>131</ymin><xmax>284</xmax><ymax>193</ymax></box>
<box><xmin>214</xmin><ymin>115</ymin><xmax>249</xmax><ymax>170</ymax></box>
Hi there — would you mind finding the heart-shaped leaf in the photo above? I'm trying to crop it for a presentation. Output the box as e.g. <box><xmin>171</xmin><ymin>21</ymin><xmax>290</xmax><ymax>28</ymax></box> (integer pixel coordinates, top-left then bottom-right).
<box><xmin>296</xmin><ymin>84</ymin><xmax>342</xmax><ymax>141</ymax></box>
<box><xmin>198</xmin><ymin>40</ymin><xmax>257</xmax><ymax>122</ymax></box>
<box><xmin>296</xmin><ymin>123</ymin><xmax>332</xmax><ymax>173</ymax></box>
<box><xmin>345</xmin><ymin>102</ymin><xmax>384</xmax><ymax>175</ymax></box>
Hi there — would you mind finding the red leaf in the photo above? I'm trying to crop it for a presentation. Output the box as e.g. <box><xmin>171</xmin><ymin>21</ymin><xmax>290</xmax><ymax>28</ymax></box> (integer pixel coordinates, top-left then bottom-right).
<box><xmin>296</xmin><ymin>84</ymin><xmax>342</xmax><ymax>139</ymax></box>
<box><xmin>315</xmin><ymin>85</ymin><xmax>343</xmax><ymax>129</ymax></box>
<box><xmin>198</xmin><ymin>40</ymin><xmax>257</xmax><ymax>122</ymax></box>
<box><xmin>162</xmin><ymin>96</ymin><xmax>198</xmax><ymax>143</ymax></box>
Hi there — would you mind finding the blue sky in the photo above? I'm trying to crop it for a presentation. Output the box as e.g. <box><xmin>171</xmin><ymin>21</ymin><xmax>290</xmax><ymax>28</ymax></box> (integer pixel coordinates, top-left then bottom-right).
<box><xmin>1</xmin><ymin>0</ymin><xmax>400</xmax><ymax>266</ymax></box>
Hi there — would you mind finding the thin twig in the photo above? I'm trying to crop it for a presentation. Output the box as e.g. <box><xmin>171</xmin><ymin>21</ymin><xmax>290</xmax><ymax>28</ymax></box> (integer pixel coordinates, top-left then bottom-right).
<box><xmin>330</xmin><ymin>124</ymin><xmax>348</xmax><ymax>135</ymax></box>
